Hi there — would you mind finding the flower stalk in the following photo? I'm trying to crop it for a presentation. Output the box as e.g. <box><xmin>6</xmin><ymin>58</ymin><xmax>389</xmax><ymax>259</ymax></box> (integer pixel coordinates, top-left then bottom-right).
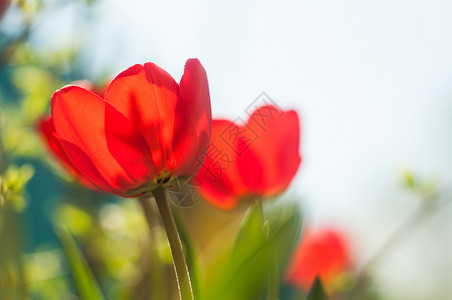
<box><xmin>138</xmin><ymin>195</ymin><xmax>165</xmax><ymax>300</ymax></box>
<box><xmin>255</xmin><ymin>200</ymin><xmax>279</xmax><ymax>300</ymax></box>
<box><xmin>148</xmin><ymin>187</ymin><xmax>194</xmax><ymax>300</ymax></box>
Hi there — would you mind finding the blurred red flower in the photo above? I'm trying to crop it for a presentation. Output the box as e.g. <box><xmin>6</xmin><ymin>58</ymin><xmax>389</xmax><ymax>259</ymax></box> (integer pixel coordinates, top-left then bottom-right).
<box><xmin>194</xmin><ymin>105</ymin><xmax>301</xmax><ymax>209</ymax></box>
<box><xmin>46</xmin><ymin>59</ymin><xmax>211</xmax><ymax>197</ymax></box>
<box><xmin>286</xmin><ymin>228</ymin><xmax>351</xmax><ymax>290</ymax></box>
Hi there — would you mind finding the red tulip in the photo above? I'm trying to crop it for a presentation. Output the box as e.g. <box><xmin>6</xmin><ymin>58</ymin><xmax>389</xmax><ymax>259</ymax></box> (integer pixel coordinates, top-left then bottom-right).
<box><xmin>285</xmin><ymin>228</ymin><xmax>351</xmax><ymax>290</ymax></box>
<box><xmin>194</xmin><ymin>105</ymin><xmax>301</xmax><ymax>209</ymax></box>
<box><xmin>48</xmin><ymin>59</ymin><xmax>211</xmax><ymax>197</ymax></box>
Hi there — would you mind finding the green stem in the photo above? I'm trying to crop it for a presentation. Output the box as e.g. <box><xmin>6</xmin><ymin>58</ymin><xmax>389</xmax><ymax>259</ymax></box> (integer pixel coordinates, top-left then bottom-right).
<box><xmin>255</xmin><ymin>200</ymin><xmax>279</xmax><ymax>300</ymax></box>
<box><xmin>151</xmin><ymin>187</ymin><xmax>194</xmax><ymax>300</ymax></box>
<box><xmin>351</xmin><ymin>196</ymin><xmax>450</xmax><ymax>297</ymax></box>
<box><xmin>138</xmin><ymin>195</ymin><xmax>165</xmax><ymax>300</ymax></box>
<box><xmin>357</xmin><ymin>203</ymin><xmax>430</xmax><ymax>276</ymax></box>
<box><xmin>268</xmin><ymin>257</ymin><xmax>279</xmax><ymax>300</ymax></box>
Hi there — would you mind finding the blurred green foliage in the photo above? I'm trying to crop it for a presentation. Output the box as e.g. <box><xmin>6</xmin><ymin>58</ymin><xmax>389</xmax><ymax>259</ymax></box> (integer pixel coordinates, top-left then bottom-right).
<box><xmin>204</xmin><ymin>202</ymin><xmax>302</xmax><ymax>300</ymax></box>
<box><xmin>0</xmin><ymin>164</ymin><xmax>34</xmax><ymax>210</ymax></box>
<box><xmin>56</xmin><ymin>225</ymin><xmax>105</xmax><ymax>300</ymax></box>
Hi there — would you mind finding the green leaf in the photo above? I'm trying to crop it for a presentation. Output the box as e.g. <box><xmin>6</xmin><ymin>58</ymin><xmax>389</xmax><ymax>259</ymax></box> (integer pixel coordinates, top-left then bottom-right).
<box><xmin>307</xmin><ymin>276</ymin><xmax>328</xmax><ymax>300</ymax></box>
<box><xmin>206</xmin><ymin>202</ymin><xmax>302</xmax><ymax>300</ymax></box>
<box><xmin>55</xmin><ymin>225</ymin><xmax>104</xmax><ymax>300</ymax></box>
<box><xmin>230</xmin><ymin>202</ymin><xmax>266</xmax><ymax>268</ymax></box>
<box><xmin>265</xmin><ymin>203</ymin><xmax>303</xmax><ymax>276</ymax></box>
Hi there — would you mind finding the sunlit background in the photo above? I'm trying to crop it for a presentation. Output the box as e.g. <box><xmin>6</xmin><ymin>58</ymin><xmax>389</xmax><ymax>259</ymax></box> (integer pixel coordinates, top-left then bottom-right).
<box><xmin>2</xmin><ymin>0</ymin><xmax>452</xmax><ymax>299</ymax></box>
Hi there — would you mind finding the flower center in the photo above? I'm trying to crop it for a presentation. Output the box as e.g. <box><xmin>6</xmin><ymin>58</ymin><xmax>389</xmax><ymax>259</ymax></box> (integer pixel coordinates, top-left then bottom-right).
<box><xmin>156</xmin><ymin>172</ymin><xmax>172</xmax><ymax>185</ymax></box>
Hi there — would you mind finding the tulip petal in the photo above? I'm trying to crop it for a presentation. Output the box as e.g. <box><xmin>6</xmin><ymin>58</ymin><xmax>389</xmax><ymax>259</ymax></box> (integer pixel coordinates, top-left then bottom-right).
<box><xmin>286</xmin><ymin>229</ymin><xmax>351</xmax><ymax>289</ymax></box>
<box><xmin>38</xmin><ymin>117</ymin><xmax>98</xmax><ymax>190</ymax></box>
<box><xmin>194</xmin><ymin>120</ymin><xmax>245</xmax><ymax>209</ymax></box>
<box><xmin>39</xmin><ymin>116</ymin><xmax>73</xmax><ymax>170</ymax></box>
<box><xmin>239</xmin><ymin>106</ymin><xmax>301</xmax><ymax>195</ymax></box>
<box><xmin>171</xmin><ymin>59</ymin><xmax>212</xmax><ymax>176</ymax></box>
<box><xmin>51</xmin><ymin>86</ymin><xmax>152</xmax><ymax>195</ymax></box>
<box><xmin>104</xmin><ymin>63</ymin><xmax>180</xmax><ymax>175</ymax></box>
<box><xmin>276</xmin><ymin>110</ymin><xmax>302</xmax><ymax>191</ymax></box>
<box><xmin>104</xmin><ymin>103</ymin><xmax>155</xmax><ymax>186</ymax></box>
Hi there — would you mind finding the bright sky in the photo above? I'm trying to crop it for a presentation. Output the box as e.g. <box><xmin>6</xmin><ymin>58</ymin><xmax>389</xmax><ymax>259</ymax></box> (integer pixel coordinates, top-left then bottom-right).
<box><xmin>33</xmin><ymin>0</ymin><xmax>452</xmax><ymax>298</ymax></box>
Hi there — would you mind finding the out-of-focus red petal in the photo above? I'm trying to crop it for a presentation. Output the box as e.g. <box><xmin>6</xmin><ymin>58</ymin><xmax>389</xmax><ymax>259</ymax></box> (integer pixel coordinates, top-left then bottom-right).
<box><xmin>171</xmin><ymin>59</ymin><xmax>212</xmax><ymax>176</ymax></box>
<box><xmin>51</xmin><ymin>85</ymin><xmax>152</xmax><ymax>196</ymax></box>
<box><xmin>194</xmin><ymin>176</ymin><xmax>238</xmax><ymax>210</ymax></box>
<box><xmin>239</xmin><ymin>105</ymin><xmax>301</xmax><ymax>196</ymax></box>
<box><xmin>276</xmin><ymin>110</ymin><xmax>301</xmax><ymax>192</ymax></box>
<box><xmin>38</xmin><ymin>116</ymin><xmax>98</xmax><ymax>190</ymax></box>
<box><xmin>104</xmin><ymin>63</ymin><xmax>180</xmax><ymax>175</ymax></box>
<box><xmin>194</xmin><ymin>120</ymin><xmax>246</xmax><ymax>209</ymax></box>
<box><xmin>195</xmin><ymin>106</ymin><xmax>301</xmax><ymax>209</ymax></box>
<box><xmin>286</xmin><ymin>228</ymin><xmax>351</xmax><ymax>290</ymax></box>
